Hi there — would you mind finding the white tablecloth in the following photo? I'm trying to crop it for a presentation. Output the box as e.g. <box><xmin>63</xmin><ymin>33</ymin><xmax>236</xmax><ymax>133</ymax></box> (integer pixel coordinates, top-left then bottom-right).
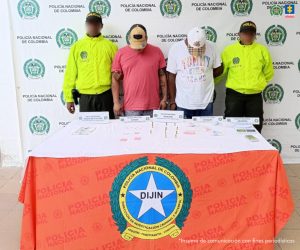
<box><xmin>29</xmin><ymin>119</ymin><xmax>275</xmax><ymax>158</ymax></box>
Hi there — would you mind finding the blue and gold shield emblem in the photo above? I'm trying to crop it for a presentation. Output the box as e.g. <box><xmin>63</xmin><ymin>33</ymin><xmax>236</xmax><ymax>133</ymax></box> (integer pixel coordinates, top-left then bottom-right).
<box><xmin>110</xmin><ymin>157</ymin><xmax>192</xmax><ymax>240</ymax></box>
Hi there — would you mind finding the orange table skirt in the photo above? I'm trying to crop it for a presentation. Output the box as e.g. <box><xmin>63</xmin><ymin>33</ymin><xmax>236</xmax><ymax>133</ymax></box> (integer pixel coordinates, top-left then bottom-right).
<box><xmin>19</xmin><ymin>151</ymin><xmax>294</xmax><ymax>250</ymax></box>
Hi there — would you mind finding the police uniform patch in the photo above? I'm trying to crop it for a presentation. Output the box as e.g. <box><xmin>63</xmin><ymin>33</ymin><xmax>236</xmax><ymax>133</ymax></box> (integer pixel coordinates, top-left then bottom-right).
<box><xmin>110</xmin><ymin>157</ymin><xmax>192</xmax><ymax>240</ymax></box>
<box><xmin>80</xmin><ymin>51</ymin><xmax>88</xmax><ymax>60</ymax></box>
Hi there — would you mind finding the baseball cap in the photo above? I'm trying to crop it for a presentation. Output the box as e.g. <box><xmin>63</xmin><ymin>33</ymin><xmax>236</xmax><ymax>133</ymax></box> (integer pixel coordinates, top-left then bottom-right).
<box><xmin>128</xmin><ymin>25</ymin><xmax>147</xmax><ymax>50</ymax></box>
<box><xmin>239</xmin><ymin>21</ymin><xmax>257</xmax><ymax>34</ymax></box>
<box><xmin>86</xmin><ymin>12</ymin><xmax>103</xmax><ymax>24</ymax></box>
<box><xmin>187</xmin><ymin>27</ymin><xmax>206</xmax><ymax>48</ymax></box>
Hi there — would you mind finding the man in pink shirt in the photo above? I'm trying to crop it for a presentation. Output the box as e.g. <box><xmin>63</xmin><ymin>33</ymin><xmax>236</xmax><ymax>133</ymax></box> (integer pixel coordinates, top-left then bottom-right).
<box><xmin>112</xmin><ymin>24</ymin><xmax>167</xmax><ymax>117</ymax></box>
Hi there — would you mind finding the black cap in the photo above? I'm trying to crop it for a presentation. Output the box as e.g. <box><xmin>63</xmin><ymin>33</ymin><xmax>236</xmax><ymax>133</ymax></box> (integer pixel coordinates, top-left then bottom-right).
<box><xmin>239</xmin><ymin>21</ymin><xmax>256</xmax><ymax>34</ymax></box>
<box><xmin>86</xmin><ymin>12</ymin><xmax>102</xmax><ymax>24</ymax></box>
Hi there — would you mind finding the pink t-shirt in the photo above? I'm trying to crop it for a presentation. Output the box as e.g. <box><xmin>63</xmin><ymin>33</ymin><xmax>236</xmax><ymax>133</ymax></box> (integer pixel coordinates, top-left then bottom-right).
<box><xmin>112</xmin><ymin>44</ymin><xmax>166</xmax><ymax>111</ymax></box>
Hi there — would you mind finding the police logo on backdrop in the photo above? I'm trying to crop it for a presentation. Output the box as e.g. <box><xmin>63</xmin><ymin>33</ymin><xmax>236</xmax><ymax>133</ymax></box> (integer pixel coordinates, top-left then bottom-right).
<box><xmin>110</xmin><ymin>157</ymin><xmax>192</xmax><ymax>240</ymax></box>
<box><xmin>18</xmin><ymin>0</ymin><xmax>40</xmax><ymax>19</ymax></box>
<box><xmin>267</xmin><ymin>139</ymin><xmax>282</xmax><ymax>153</ymax></box>
<box><xmin>201</xmin><ymin>26</ymin><xmax>217</xmax><ymax>43</ymax></box>
<box><xmin>60</xmin><ymin>91</ymin><xmax>65</xmax><ymax>106</ymax></box>
<box><xmin>56</xmin><ymin>29</ymin><xmax>78</xmax><ymax>49</ymax></box>
<box><xmin>160</xmin><ymin>0</ymin><xmax>182</xmax><ymax>18</ymax></box>
<box><xmin>89</xmin><ymin>0</ymin><xmax>111</xmax><ymax>18</ymax></box>
<box><xmin>231</xmin><ymin>0</ymin><xmax>253</xmax><ymax>16</ymax></box>
<box><xmin>29</xmin><ymin>116</ymin><xmax>50</xmax><ymax>135</ymax></box>
<box><xmin>265</xmin><ymin>25</ymin><xmax>287</xmax><ymax>46</ymax></box>
<box><xmin>125</xmin><ymin>29</ymin><xmax>131</xmax><ymax>45</ymax></box>
<box><xmin>295</xmin><ymin>114</ymin><xmax>300</xmax><ymax>130</ymax></box>
<box><xmin>23</xmin><ymin>59</ymin><xmax>45</xmax><ymax>79</ymax></box>
<box><xmin>263</xmin><ymin>84</ymin><xmax>284</xmax><ymax>104</ymax></box>
<box><xmin>270</xmin><ymin>5</ymin><xmax>283</xmax><ymax>17</ymax></box>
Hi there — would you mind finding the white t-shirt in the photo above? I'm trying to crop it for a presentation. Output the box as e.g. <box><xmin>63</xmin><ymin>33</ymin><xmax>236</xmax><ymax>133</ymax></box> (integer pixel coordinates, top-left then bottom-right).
<box><xmin>167</xmin><ymin>40</ymin><xmax>222</xmax><ymax>110</ymax></box>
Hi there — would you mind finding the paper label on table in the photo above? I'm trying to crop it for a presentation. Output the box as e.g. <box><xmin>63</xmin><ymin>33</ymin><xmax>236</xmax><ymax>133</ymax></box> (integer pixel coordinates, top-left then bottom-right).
<box><xmin>212</xmin><ymin>130</ymin><xmax>224</xmax><ymax>136</ymax></box>
<box><xmin>153</xmin><ymin>110</ymin><xmax>184</xmax><ymax>123</ymax></box>
<box><xmin>119</xmin><ymin>116</ymin><xmax>150</xmax><ymax>123</ymax></box>
<box><xmin>78</xmin><ymin>112</ymin><xmax>110</xmax><ymax>123</ymax></box>
<box><xmin>236</xmin><ymin>128</ymin><xmax>257</xmax><ymax>133</ymax></box>
<box><xmin>245</xmin><ymin>135</ymin><xmax>259</xmax><ymax>142</ymax></box>
<box><xmin>72</xmin><ymin>127</ymin><xmax>96</xmax><ymax>135</ymax></box>
<box><xmin>192</xmin><ymin>116</ymin><xmax>223</xmax><ymax>123</ymax></box>
<box><xmin>226</xmin><ymin>117</ymin><xmax>260</xmax><ymax>125</ymax></box>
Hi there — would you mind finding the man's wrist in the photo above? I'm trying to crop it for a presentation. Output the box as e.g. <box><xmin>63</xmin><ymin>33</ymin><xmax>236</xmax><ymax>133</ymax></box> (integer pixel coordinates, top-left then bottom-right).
<box><xmin>113</xmin><ymin>98</ymin><xmax>120</xmax><ymax>104</ymax></box>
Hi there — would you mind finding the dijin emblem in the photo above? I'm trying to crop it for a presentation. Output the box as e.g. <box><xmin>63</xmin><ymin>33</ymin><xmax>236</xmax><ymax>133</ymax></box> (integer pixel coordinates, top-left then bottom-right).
<box><xmin>110</xmin><ymin>157</ymin><xmax>192</xmax><ymax>240</ymax></box>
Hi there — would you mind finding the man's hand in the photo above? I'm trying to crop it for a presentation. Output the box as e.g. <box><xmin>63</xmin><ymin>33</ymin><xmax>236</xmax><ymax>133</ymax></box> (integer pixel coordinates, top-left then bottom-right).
<box><xmin>113</xmin><ymin>102</ymin><xmax>123</xmax><ymax>116</ymax></box>
<box><xmin>159</xmin><ymin>100</ymin><xmax>167</xmax><ymax>110</ymax></box>
<box><xmin>213</xmin><ymin>63</ymin><xmax>224</xmax><ymax>78</ymax></box>
<box><xmin>169</xmin><ymin>103</ymin><xmax>177</xmax><ymax>110</ymax></box>
<box><xmin>67</xmin><ymin>102</ymin><xmax>75</xmax><ymax>114</ymax></box>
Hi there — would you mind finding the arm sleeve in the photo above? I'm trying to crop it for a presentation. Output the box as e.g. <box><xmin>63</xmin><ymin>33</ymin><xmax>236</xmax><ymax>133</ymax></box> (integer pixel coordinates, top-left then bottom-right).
<box><xmin>111</xmin><ymin>43</ymin><xmax>118</xmax><ymax>62</ymax></box>
<box><xmin>158</xmin><ymin>48</ymin><xmax>167</xmax><ymax>69</ymax></box>
<box><xmin>262</xmin><ymin>48</ymin><xmax>274</xmax><ymax>83</ymax></box>
<box><xmin>62</xmin><ymin>44</ymin><xmax>77</xmax><ymax>103</ymax></box>
<box><xmin>213</xmin><ymin>45</ymin><xmax>222</xmax><ymax>69</ymax></box>
<box><xmin>214</xmin><ymin>48</ymin><xmax>228</xmax><ymax>84</ymax></box>
<box><xmin>221</xmin><ymin>49</ymin><xmax>229</xmax><ymax>75</ymax></box>
<box><xmin>166</xmin><ymin>46</ymin><xmax>177</xmax><ymax>74</ymax></box>
<box><xmin>111</xmin><ymin>50</ymin><xmax>122</xmax><ymax>73</ymax></box>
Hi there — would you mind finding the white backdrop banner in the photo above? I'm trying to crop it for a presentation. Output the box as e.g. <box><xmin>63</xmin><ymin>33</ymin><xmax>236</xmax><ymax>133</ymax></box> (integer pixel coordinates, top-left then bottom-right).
<box><xmin>4</xmin><ymin>0</ymin><xmax>300</xmax><ymax>164</ymax></box>
<box><xmin>0</xmin><ymin>0</ymin><xmax>23</xmax><ymax>167</ymax></box>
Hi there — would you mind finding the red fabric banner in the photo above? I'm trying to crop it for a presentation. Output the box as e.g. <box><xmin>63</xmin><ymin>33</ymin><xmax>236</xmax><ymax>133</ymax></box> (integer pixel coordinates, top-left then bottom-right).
<box><xmin>19</xmin><ymin>151</ymin><xmax>294</xmax><ymax>250</ymax></box>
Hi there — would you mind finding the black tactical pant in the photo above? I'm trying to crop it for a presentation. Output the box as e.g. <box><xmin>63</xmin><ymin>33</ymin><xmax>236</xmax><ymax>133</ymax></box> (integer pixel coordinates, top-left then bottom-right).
<box><xmin>225</xmin><ymin>88</ymin><xmax>263</xmax><ymax>133</ymax></box>
<box><xmin>79</xmin><ymin>89</ymin><xmax>115</xmax><ymax>119</ymax></box>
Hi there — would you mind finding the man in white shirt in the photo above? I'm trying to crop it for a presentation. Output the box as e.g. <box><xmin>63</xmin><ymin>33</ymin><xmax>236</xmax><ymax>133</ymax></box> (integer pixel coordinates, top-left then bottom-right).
<box><xmin>167</xmin><ymin>27</ymin><xmax>223</xmax><ymax>118</ymax></box>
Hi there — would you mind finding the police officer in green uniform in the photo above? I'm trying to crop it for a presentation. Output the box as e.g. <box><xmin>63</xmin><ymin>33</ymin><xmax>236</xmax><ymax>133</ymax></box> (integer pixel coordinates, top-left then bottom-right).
<box><xmin>63</xmin><ymin>12</ymin><xmax>118</xmax><ymax>118</ymax></box>
<box><xmin>221</xmin><ymin>21</ymin><xmax>274</xmax><ymax>132</ymax></box>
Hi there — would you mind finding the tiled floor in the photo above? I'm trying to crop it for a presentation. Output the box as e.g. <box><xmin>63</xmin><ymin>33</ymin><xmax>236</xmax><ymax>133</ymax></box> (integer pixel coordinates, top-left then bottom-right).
<box><xmin>0</xmin><ymin>165</ymin><xmax>299</xmax><ymax>250</ymax></box>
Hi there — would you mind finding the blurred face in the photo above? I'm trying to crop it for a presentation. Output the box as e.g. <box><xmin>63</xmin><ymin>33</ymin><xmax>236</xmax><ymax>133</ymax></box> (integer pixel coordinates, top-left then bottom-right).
<box><xmin>129</xmin><ymin>36</ymin><xmax>148</xmax><ymax>52</ymax></box>
<box><xmin>239</xmin><ymin>31</ymin><xmax>256</xmax><ymax>45</ymax></box>
<box><xmin>86</xmin><ymin>22</ymin><xmax>102</xmax><ymax>37</ymax></box>
<box><xmin>133</xmin><ymin>40</ymin><xmax>147</xmax><ymax>52</ymax></box>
